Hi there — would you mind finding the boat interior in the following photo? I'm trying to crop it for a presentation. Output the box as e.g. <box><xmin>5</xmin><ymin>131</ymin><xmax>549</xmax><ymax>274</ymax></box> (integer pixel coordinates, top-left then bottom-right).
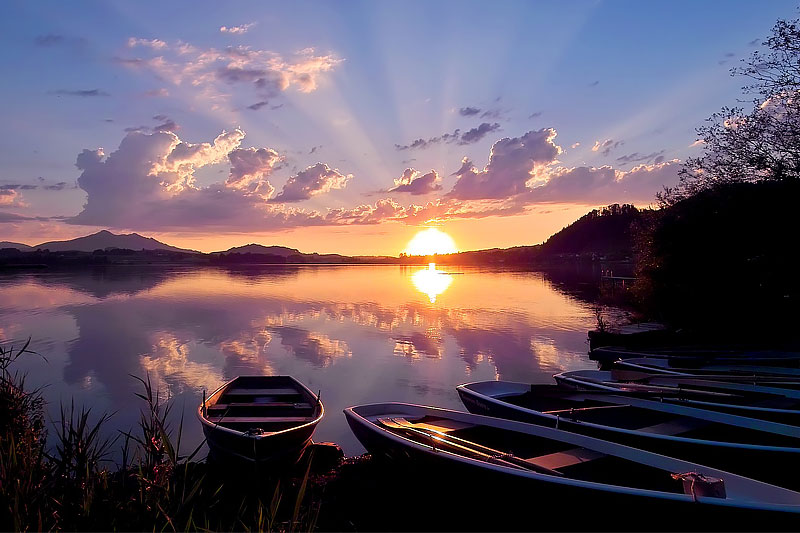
<box><xmin>374</xmin><ymin>414</ymin><xmax>694</xmax><ymax>495</ymax></box>
<box><xmin>204</xmin><ymin>376</ymin><xmax>321</xmax><ymax>432</ymax></box>
<box><xmin>497</xmin><ymin>387</ymin><xmax>800</xmax><ymax>448</ymax></box>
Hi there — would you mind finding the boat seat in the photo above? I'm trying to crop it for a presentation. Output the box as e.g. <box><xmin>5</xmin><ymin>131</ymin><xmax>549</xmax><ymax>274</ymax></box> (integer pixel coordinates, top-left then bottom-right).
<box><xmin>524</xmin><ymin>447</ymin><xmax>606</xmax><ymax>471</ymax></box>
<box><xmin>638</xmin><ymin>417</ymin><xmax>708</xmax><ymax>435</ymax></box>
<box><xmin>209</xmin><ymin>402</ymin><xmax>312</xmax><ymax>410</ymax></box>
<box><xmin>207</xmin><ymin>416</ymin><xmax>316</xmax><ymax>423</ymax></box>
<box><xmin>222</xmin><ymin>388</ymin><xmax>300</xmax><ymax>396</ymax></box>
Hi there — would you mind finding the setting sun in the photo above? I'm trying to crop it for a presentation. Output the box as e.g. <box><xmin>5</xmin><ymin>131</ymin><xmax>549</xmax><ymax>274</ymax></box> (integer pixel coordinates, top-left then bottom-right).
<box><xmin>404</xmin><ymin>228</ymin><xmax>458</xmax><ymax>256</ymax></box>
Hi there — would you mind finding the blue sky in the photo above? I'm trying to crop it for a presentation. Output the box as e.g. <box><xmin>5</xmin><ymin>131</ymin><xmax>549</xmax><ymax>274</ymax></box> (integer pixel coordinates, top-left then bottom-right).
<box><xmin>0</xmin><ymin>1</ymin><xmax>795</xmax><ymax>253</ymax></box>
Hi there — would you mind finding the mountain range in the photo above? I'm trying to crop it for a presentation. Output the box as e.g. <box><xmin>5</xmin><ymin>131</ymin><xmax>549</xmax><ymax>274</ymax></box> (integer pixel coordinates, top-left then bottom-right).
<box><xmin>1</xmin><ymin>230</ymin><xmax>197</xmax><ymax>253</ymax></box>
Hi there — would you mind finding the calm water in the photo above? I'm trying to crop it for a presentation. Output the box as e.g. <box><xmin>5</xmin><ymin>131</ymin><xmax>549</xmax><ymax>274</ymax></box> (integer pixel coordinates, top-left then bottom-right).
<box><xmin>0</xmin><ymin>264</ymin><xmax>606</xmax><ymax>456</ymax></box>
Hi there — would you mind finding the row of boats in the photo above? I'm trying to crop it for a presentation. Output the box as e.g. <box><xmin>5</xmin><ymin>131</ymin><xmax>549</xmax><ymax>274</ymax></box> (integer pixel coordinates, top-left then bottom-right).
<box><xmin>197</xmin><ymin>346</ymin><xmax>800</xmax><ymax>521</ymax></box>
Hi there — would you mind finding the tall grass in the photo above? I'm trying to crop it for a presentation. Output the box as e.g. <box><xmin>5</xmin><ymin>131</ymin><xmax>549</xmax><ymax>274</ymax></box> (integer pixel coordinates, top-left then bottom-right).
<box><xmin>0</xmin><ymin>338</ymin><xmax>322</xmax><ymax>532</ymax></box>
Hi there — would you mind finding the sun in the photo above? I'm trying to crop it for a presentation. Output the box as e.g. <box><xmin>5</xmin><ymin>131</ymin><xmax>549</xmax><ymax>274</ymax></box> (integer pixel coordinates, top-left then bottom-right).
<box><xmin>404</xmin><ymin>228</ymin><xmax>458</xmax><ymax>256</ymax></box>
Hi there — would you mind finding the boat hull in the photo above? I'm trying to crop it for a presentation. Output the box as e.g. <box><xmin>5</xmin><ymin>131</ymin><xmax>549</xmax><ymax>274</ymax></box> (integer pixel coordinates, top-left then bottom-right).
<box><xmin>457</xmin><ymin>383</ymin><xmax>800</xmax><ymax>488</ymax></box>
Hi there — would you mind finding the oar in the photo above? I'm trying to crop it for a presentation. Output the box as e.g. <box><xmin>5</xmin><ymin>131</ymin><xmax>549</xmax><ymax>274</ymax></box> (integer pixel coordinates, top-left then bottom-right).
<box><xmin>378</xmin><ymin>417</ymin><xmax>564</xmax><ymax>477</ymax></box>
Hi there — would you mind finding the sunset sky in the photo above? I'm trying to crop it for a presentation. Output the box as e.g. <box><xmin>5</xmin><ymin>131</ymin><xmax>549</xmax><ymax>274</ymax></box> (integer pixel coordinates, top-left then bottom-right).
<box><xmin>0</xmin><ymin>1</ymin><xmax>794</xmax><ymax>255</ymax></box>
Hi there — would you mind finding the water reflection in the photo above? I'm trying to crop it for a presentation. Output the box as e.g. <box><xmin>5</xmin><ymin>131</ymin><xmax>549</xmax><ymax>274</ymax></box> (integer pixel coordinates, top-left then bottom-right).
<box><xmin>411</xmin><ymin>263</ymin><xmax>453</xmax><ymax>303</ymax></box>
<box><xmin>0</xmin><ymin>266</ymin><xmax>599</xmax><ymax>455</ymax></box>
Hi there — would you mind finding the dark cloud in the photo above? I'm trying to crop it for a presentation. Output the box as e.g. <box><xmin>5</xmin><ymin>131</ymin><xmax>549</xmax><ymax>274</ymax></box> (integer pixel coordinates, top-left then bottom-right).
<box><xmin>247</xmin><ymin>100</ymin><xmax>269</xmax><ymax>111</ymax></box>
<box><xmin>44</xmin><ymin>182</ymin><xmax>70</xmax><ymax>191</ymax></box>
<box><xmin>589</xmin><ymin>80</ymin><xmax>599</xmax><ymax>87</ymax></box>
<box><xmin>309</xmin><ymin>145</ymin><xmax>322</xmax><ymax>154</ymax></box>
<box><xmin>459</xmin><ymin>106</ymin><xmax>481</xmax><ymax>116</ymax></box>
<box><xmin>748</xmin><ymin>38</ymin><xmax>760</xmax><ymax>47</ymax></box>
<box><xmin>592</xmin><ymin>138</ymin><xmax>623</xmax><ymax>156</ymax></box>
<box><xmin>0</xmin><ymin>184</ymin><xmax>37</xmax><ymax>190</ymax></box>
<box><xmin>615</xmin><ymin>150</ymin><xmax>666</xmax><ymax>164</ymax></box>
<box><xmin>388</xmin><ymin>169</ymin><xmax>442</xmax><ymax>195</ymax></box>
<box><xmin>153</xmin><ymin>120</ymin><xmax>179</xmax><ymax>132</ymax></box>
<box><xmin>480</xmin><ymin>109</ymin><xmax>503</xmax><ymax>119</ymax></box>
<box><xmin>50</xmin><ymin>89</ymin><xmax>109</xmax><ymax>97</ymax></box>
<box><xmin>34</xmin><ymin>34</ymin><xmax>87</xmax><ymax>48</ymax></box>
<box><xmin>396</xmin><ymin>123</ymin><xmax>499</xmax><ymax>150</ymax></box>
<box><xmin>528</xmin><ymin>111</ymin><xmax>543</xmax><ymax>119</ymax></box>
<box><xmin>459</xmin><ymin>122</ymin><xmax>501</xmax><ymax>144</ymax></box>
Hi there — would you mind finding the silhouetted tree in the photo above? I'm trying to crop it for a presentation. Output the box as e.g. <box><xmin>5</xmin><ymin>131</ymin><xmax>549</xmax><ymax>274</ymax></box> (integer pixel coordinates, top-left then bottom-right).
<box><xmin>661</xmin><ymin>14</ymin><xmax>800</xmax><ymax>205</ymax></box>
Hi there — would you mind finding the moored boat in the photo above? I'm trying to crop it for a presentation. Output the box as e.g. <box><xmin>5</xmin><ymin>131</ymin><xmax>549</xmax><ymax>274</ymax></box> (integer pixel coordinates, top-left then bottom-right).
<box><xmin>457</xmin><ymin>380</ymin><xmax>800</xmax><ymax>486</ymax></box>
<box><xmin>555</xmin><ymin>369</ymin><xmax>800</xmax><ymax>402</ymax></box>
<box><xmin>589</xmin><ymin>346</ymin><xmax>800</xmax><ymax>368</ymax></box>
<box><xmin>615</xmin><ymin>357</ymin><xmax>800</xmax><ymax>379</ymax></box>
<box><xmin>344</xmin><ymin>402</ymin><xmax>800</xmax><ymax>521</ymax></box>
<box><xmin>198</xmin><ymin>375</ymin><xmax>323</xmax><ymax>465</ymax></box>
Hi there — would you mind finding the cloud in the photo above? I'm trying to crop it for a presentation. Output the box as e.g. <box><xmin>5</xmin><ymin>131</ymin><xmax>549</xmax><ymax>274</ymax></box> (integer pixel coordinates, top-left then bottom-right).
<box><xmin>44</xmin><ymin>181</ymin><xmax>71</xmax><ymax>191</ymax></box>
<box><xmin>220</xmin><ymin>23</ymin><xmax>256</xmax><ymax>35</ymax></box>
<box><xmin>570</xmin><ymin>142</ymin><xmax>580</xmax><ymax>149</ymax></box>
<box><xmin>247</xmin><ymin>100</ymin><xmax>269</xmax><ymax>110</ymax></box>
<box><xmin>459</xmin><ymin>122</ymin><xmax>501</xmax><ymax>144</ymax></box>
<box><xmin>589</xmin><ymin>80</ymin><xmax>599</xmax><ymax>87</ymax></box>
<box><xmin>689</xmin><ymin>139</ymin><xmax>706</xmax><ymax>148</ymax></box>
<box><xmin>615</xmin><ymin>150</ymin><xmax>666</xmax><ymax>165</ymax></box>
<box><xmin>528</xmin><ymin>111</ymin><xmax>542</xmax><ymax>119</ymax></box>
<box><xmin>127</xmin><ymin>38</ymin><xmax>167</xmax><ymax>49</ymax></box>
<box><xmin>153</xmin><ymin>119</ymin><xmax>179</xmax><ymax>132</ymax></box>
<box><xmin>0</xmin><ymin>189</ymin><xmax>20</xmax><ymax>206</ymax></box>
<box><xmin>459</xmin><ymin>106</ymin><xmax>481</xmax><ymax>116</ymax></box>
<box><xmin>118</xmin><ymin>40</ymin><xmax>341</xmax><ymax>107</ymax></box>
<box><xmin>528</xmin><ymin>160</ymin><xmax>682</xmax><ymax>204</ymax></box>
<box><xmin>34</xmin><ymin>34</ymin><xmax>87</xmax><ymax>48</ymax></box>
<box><xmin>591</xmin><ymin>138</ymin><xmax>623</xmax><ymax>156</ymax></box>
<box><xmin>227</xmin><ymin>147</ymin><xmax>283</xmax><ymax>193</ymax></box>
<box><xmin>395</xmin><ymin>123</ymin><xmax>500</xmax><ymax>151</ymax></box>
<box><xmin>272</xmin><ymin>163</ymin><xmax>352</xmax><ymax>202</ymax></box>
<box><xmin>50</xmin><ymin>89</ymin><xmax>109</xmax><ymax>97</ymax></box>
<box><xmin>144</xmin><ymin>88</ymin><xmax>169</xmax><ymax>97</ymax></box>
<box><xmin>448</xmin><ymin>129</ymin><xmax>562</xmax><ymax>200</ymax></box>
<box><xmin>388</xmin><ymin>169</ymin><xmax>442</xmax><ymax>195</ymax></box>
<box><xmin>748</xmin><ymin>38</ymin><xmax>760</xmax><ymax>47</ymax></box>
<box><xmin>1</xmin><ymin>184</ymin><xmax>37</xmax><ymax>191</ymax></box>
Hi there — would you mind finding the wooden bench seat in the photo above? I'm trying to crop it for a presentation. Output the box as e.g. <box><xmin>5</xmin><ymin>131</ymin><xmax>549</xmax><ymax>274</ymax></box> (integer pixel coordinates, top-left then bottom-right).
<box><xmin>524</xmin><ymin>447</ymin><xmax>606</xmax><ymax>471</ymax></box>
<box><xmin>221</xmin><ymin>388</ymin><xmax>301</xmax><ymax>396</ymax></box>
<box><xmin>207</xmin><ymin>416</ymin><xmax>316</xmax><ymax>424</ymax></box>
<box><xmin>209</xmin><ymin>402</ymin><xmax>312</xmax><ymax>410</ymax></box>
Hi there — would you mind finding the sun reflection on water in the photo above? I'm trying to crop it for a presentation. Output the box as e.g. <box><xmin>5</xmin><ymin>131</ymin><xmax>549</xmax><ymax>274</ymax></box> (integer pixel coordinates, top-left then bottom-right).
<box><xmin>411</xmin><ymin>263</ymin><xmax>453</xmax><ymax>303</ymax></box>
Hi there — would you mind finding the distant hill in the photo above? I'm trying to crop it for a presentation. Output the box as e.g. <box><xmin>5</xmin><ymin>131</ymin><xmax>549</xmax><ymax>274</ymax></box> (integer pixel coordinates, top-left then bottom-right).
<box><xmin>539</xmin><ymin>204</ymin><xmax>642</xmax><ymax>259</ymax></box>
<box><xmin>0</xmin><ymin>241</ymin><xmax>34</xmax><ymax>251</ymax></box>
<box><xmin>34</xmin><ymin>230</ymin><xmax>197</xmax><ymax>253</ymax></box>
<box><xmin>217</xmin><ymin>244</ymin><xmax>302</xmax><ymax>257</ymax></box>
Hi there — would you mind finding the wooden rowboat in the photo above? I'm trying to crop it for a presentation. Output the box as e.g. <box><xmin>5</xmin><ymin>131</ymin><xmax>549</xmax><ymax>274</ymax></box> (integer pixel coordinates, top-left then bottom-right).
<box><xmin>615</xmin><ymin>357</ymin><xmax>800</xmax><ymax>379</ymax></box>
<box><xmin>457</xmin><ymin>380</ymin><xmax>800</xmax><ymax>487</ymax></box>
<box><xmin>344</xmin><ymin>402</ymin><xmax>800</xmax><ymax>521</ymax></box>
<box><xmin>198</xmin><ymin>376</ymin><xmax>323</xmax><ymax>465</ymax></box>
<box><xmin>589</xmin><ymin>346</ymin><xmax>800</xmax><ymax>367</ymax></box>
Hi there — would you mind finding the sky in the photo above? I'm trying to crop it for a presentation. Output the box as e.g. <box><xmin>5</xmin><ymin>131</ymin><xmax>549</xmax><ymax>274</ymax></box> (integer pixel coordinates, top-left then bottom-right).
<box><xmin>0</xmin><ymin>0</ymin><xmax>795</xmax><ymax>255</ymax></box>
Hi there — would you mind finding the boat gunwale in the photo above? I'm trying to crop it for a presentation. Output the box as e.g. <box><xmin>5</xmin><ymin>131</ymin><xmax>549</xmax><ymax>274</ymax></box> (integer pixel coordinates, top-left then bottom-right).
<box><xmin>197</xmin><ymin>376</ymin><xmax>324</xmax><ymax>439</ymax></box>
<box><xmin>343</xmin><ymin>402</ymin><xmax>800</xmax><ymax>513</ymax></box>
<box><xmin>457</xmin><ymin>381</ymin><xmax>800</xmax><ymax>454</ymax></box>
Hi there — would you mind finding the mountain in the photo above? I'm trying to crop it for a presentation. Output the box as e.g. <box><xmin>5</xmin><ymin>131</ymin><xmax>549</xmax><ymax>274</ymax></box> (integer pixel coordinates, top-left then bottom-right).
<box><xmin>217</xmin><ymin>244</ymin><xmax>303</xmax><ymax>257</ymax></box>
<box><xmin>539</xmin><ymin>204</ymin><xmax>642</xmax><ymax>258</ymax></box>
<box><xmin>0</xmin><ymin>241</ymin><xmax>34</xmax><ymax>251</ymax></box>
<box><xmin>33</xmin><ymin>230</ymin><xmax>197</xmax><ymax>253</ymax></box>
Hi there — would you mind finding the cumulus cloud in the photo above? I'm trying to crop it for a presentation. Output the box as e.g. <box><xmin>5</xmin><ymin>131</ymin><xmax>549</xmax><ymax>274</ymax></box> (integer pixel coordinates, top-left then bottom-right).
<box><xmin>388</xmin><ymin>169</ymin><xmax>442</xmax><ymax>195</ymax></box>
<box><xmin>220</xmin><ymin>23</ymin><xmax>256</xmax><ymax>35</ymax></box>
<box><xmin>227</xmin><ymin>147</ymin><xmax>283</xmax><ymax>194</ymax></box>
<box><xmin>118</xmin><ymin>39</ymin><xmax>341</xmax><ymax>107</ymax></box>
<box><xmin>528</xmin><ymin>160</ymin><xmax>681</xmax><ymax>204</ymax></box>
<box><xmin>0</xmin><ymin>189</ymin><xmax>20</xmax><ymax>206</ymax></box>
<box><xmin>448</xmin><ymin>129</ymin><xmax>562</xmax><ymax>200</ymax></box>
<box><xmin>272</xmin><ymin>163</ymin><xmax>352</xmax><ymax>202</ymax></box>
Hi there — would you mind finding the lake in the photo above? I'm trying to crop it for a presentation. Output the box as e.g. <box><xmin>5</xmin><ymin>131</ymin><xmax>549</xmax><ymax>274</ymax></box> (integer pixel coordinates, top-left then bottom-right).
<box><xmin>0</xmin><ymin>264</ymin><xmax>606</xmax><ymax>456</ymax></box>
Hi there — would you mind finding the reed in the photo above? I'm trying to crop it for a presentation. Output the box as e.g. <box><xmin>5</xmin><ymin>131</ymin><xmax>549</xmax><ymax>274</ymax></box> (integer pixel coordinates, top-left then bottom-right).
<box><xmin>0</xmin><ymin>338</ymin><xmax>323</xmax><ymax>532</ymax></box>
